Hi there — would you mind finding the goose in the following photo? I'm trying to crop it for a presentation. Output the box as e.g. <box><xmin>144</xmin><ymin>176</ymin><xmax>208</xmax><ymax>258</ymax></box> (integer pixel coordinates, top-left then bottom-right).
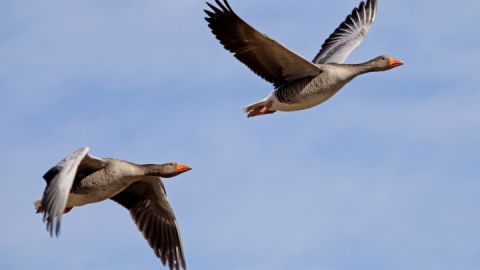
<box><xmin>205</xmin><ymin>0</ymin><xmax>403</xmax><ymax>117</ymax></box>
<box><xmin>34</xmin><ymin>147</ymin><xmax>191</xmax><ymax>270</ymax></box>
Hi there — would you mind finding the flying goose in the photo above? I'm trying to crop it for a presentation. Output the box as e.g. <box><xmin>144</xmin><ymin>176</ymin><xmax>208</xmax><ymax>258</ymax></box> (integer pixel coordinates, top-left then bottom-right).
<box><xmin>205</xmin><ymin>0</ymin><xmax>403</xmax><ymax>117</ymax></box>
<box><xmin>34</xmin><ymin>147</ymin><xmax>191</xmax><ymax>270</ymax></box>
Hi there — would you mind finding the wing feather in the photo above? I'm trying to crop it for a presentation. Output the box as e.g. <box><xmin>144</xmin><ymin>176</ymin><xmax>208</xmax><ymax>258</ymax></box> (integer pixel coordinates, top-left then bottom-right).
<box><xmin>313</xmin><ymin>0</ymin><xmax>377</xmax><ymax>64</ymax></box>
<box><xmin>41</xmin><ymin>147</ymin><xmax>89</xmax><ymax>236</ymax></box>
<box><xmin>40</xmin><ymin>147</ymin><xmax>106</xmax><ymax>236</ymax></box>
<box><xmin>205</xmin><ymin>0</ymin><xmax>321</xmax><ymax>88</ymax></box>
<box><xmin>111</xmin><ymin>177</ymin><xmax>186</xmax><ymax>270</ymax></box>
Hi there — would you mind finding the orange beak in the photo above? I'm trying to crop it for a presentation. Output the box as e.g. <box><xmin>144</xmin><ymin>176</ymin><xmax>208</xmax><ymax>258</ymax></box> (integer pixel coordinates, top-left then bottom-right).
<box><xmin>175</xmin><ymin>163</ymin><xmax>192</xmax><ymax>173</ymax></box>
<box><xmin>388</xmin><ymin>57</ymin><xmax>404</xmax><ymax>68</ymax></box>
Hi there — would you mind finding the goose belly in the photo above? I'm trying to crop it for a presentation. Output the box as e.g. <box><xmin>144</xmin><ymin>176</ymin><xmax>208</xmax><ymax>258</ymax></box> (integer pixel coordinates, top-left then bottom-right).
<box><xmin>66</xmin><ymin>178</ymin><xmax>134</xmax><ymax>207</ymax></box>
<box><xmin>274</xmin><ymin>82</ymin><xmax>346</xmax><ymax>112</ymax></box>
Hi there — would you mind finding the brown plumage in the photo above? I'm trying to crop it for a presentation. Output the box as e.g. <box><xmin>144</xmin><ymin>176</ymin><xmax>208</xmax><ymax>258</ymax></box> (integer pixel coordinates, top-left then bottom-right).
<box><xmin>205</xmin><ymin>0</ymin><xmax>403</xmax><ymax>117</ymax></box>
<box><xmin>34</xmin><ymin>147</ymin><xmax>191</xmax><ymax>270</ymax></box>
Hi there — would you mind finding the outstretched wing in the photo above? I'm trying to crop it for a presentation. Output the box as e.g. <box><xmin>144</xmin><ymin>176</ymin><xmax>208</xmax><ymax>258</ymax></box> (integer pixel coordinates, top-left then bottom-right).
<box><xmin>205</xmin><ymin>0</ymin><xmax>322</xmax><ymax>88</ymax></box>
<box><xmin>41</xmin><ymin>147</ymin><xmax>106</xmax><ymax>236</ymax></box>
<box><xmin>111</xmin><ymin>177</ymin><xmax>186</xmax><ymax>270</ymax></box>
<box><xmin>43</xmin><ymin>151</ymin><xmax>105</xmax><ymax>184</ymax></box>
<box><xmin>313</xmin><ymin>0</ymin><xmax>377</xmax><ymax>64</ymax></box>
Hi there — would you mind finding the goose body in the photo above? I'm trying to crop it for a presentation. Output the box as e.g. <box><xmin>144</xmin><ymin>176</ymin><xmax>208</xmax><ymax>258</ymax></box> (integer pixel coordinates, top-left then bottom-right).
<box><xmin>205</xmin><ymin>0</ymin><xmax>404</xmax><ymax>117</ymax></box>
<box><xmin>35</xmin><ymin>147</ymin><xmax>191</xmax><ymax>270</ymax></box>
<box><xmin>263</xmin><ymin>65</ymin><xmax>357</xmax><ymax>112</ymax></box>
<box><xmin>63</xmin><ymin>158</ymin><xmax>145</xmax><ymax>207</ymax></box>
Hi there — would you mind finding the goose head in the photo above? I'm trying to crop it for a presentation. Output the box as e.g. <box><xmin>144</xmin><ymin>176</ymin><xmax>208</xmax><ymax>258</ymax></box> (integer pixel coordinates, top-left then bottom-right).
<box><xmin>143</xmin><ymin>162</ymin><xmax>192</xmax><ymax>178</ymax></box>
<box><xmin>369</xmin><ymin>55</ymin><xmax>404</xmax><ymax>71</ymax></box>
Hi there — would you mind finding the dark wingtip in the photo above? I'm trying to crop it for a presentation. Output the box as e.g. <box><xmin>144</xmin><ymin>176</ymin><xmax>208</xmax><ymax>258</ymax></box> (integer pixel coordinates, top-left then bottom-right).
<box><xmin>206</xmin><ymin>0</ymin><xmax>235</xmax><ymax>15</ymax></box>
<box><xmin>159</xmin><ymin>254</ymin><xmax>167</xmax><ymax>266</ymax></box>
<box><xmin>204</xmin><ymin>9</ymin><xmax>216</xmax><ymax>21</ymax></box>
<box><xmin>55</xmin><ymin>218</ymin><xmax>61</xmax><ymax>237</ymax></box>
<box><xmin>214</xmin><ymin>0</ymin><xmax>225</xmax><ymax>11</ymax></box>
<box><xmin>206</xmin><ymin>2</ymin><xmax>219</xmax><ymax>13</ymax></box>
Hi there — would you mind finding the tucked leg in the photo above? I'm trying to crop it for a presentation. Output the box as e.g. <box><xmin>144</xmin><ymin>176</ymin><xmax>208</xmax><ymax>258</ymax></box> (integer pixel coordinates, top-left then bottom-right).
<box><xmin>247</xmin><ymin>101</ymin><xmax>275</xmax><ymax>117</ymax></box>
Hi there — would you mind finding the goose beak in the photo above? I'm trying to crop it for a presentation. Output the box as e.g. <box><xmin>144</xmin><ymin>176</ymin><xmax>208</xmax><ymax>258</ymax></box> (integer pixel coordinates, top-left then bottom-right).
<box><xmin>176</xmin><ymin>163</ymin><xmax>192</xmax><ymax>173</ymax></box>
<box><xmin>388</xmin><ymin>57</ymin><xmax>404</xmax><ymax>68</ymax></box>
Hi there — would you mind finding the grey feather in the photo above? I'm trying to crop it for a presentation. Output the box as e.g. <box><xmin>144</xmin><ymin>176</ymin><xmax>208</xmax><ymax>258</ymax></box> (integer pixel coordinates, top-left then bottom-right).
<box><xmin>313</xmin><ymin>0</ymin><xmax>377</xmax><ymax>64</ymax></box>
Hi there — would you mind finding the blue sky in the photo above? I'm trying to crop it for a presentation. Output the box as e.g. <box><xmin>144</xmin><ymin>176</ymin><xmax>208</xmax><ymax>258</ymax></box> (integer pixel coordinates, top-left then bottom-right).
<box><xmin>1</xmin><ymin>0</ymin><xmax>480</xmax><ymax>269</ymax></box>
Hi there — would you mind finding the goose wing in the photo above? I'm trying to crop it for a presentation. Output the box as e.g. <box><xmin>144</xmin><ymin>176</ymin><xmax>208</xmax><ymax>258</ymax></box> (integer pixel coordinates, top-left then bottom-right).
<box><xmin>313</xmin><ymin>0</ymin><xmax>377</xmax><ymax>64</ymax></box>
<box><xmin>205</xmin><ymin>0</ymin><xmax>322</xmax><ymax>88</ymax></box>
<box><xmin>41</xmin><ymin>147</ymin><xmax>106</xmax><ymax>236</ymax></box>
<box><xmin>42</xmin><ymin>151</ymin><xmax>105</xmax><ymax>185</ymax></box>
<box><xmin>111</xmin><ymin>176</ymin><xmax>186</xmax><ymax>270</ymax></box>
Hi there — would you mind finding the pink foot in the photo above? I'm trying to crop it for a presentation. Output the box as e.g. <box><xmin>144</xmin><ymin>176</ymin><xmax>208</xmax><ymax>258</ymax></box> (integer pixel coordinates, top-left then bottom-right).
<box><xmin>247</xmin><ymin>101</ymin><xmax>275</xmax><ymax>118</ymax></box>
